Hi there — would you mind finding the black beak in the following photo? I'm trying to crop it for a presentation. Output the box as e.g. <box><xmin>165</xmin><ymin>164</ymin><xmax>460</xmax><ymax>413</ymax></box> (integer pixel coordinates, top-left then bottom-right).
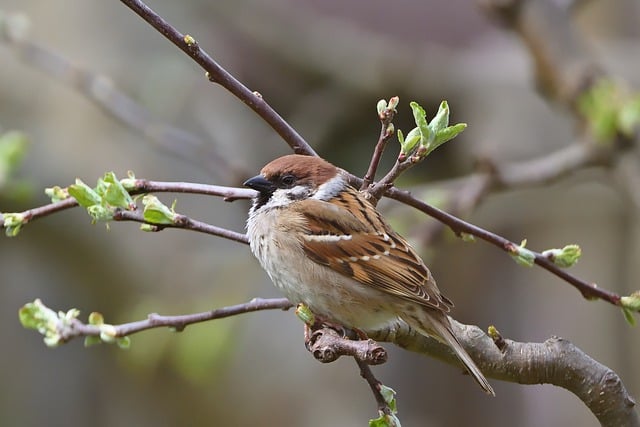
<box><xmin>243</xmin><ymin>175</ymin><xmax>275</xmax><ymax>194</ymax></box>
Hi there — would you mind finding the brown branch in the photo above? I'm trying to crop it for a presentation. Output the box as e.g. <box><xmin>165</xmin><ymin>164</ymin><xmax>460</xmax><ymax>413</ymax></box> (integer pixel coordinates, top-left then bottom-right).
<box><xmin>119</xmin><ymin>0</ymin><xmax>316</xmax><ymax>158</ymax></box>
<box><xmin>112</xmin><ymin>209</ymin><xmax>248</xmax><ymax>244</ymax></box>
<box><xmin>0</xmin><ymin>181</ymin><xmax>255</xmax><ymax>232</ymax></box>
<box><xmin>355</xmin><ymin>359</ymin><xmax>395</xmax><ymax>419</ymax></box>
<box><xmin>306</xmin><ymin>327</ymin><xmax>387</xmax><ymax>365</ymax></box>
<box><xmin>370</xmin><ymin>321</ymin><xmax>639</xmax><ymax>427</ymax></box>
<box><xmin>57</xmin><ymin>298</ymin><xmax>293</xmax><ymax>342</ymax></box>
<box><xmin>386</xmin><ymin>186</ymin><xmax>623</xmax><ymax>305</ymax></box>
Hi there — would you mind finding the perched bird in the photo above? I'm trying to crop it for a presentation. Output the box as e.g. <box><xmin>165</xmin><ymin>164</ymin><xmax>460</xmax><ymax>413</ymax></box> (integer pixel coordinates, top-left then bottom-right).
<box><xmin>244</xmin><ymin>154</ymin><xmax>494</xmax><ymax>396</ymax></box>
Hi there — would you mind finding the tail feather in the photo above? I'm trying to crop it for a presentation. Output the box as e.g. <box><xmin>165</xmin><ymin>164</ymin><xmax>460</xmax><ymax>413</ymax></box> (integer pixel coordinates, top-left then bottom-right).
<box><xmin>407</xmin><ymin>311</ymin><xmax>495</xmax><ymax>396</ymax></box>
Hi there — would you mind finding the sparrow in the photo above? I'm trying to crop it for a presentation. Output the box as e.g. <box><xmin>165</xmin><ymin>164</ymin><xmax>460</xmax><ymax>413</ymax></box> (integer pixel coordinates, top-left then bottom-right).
<box><xmin>244</xmin><ymin>154</ymin><xmax>494</xmax><ymax>396</ymax></box>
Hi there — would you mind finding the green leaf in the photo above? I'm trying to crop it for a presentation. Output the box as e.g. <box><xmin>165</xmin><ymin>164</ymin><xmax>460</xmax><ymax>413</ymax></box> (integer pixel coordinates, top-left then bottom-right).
<box><xmin>295</xmin><ymin>303</ymin><xmax>315</xmax><ymax>326</ymax></box>
<box><xmin>88</xmin><ymin>312</ymin><xmax>104</xmax><ymax>325</ymax></box>
<box><xmin>19</xmin><ymin>299</ymin><xmax>65</xmax><ymax>347</ymax></box>
<box><xmin>369</xmin><ymin>413</ymin><xmax>402</xmax><ymax>427</ymax></box>
<box><xmin>117</xmin><ymin>336</ymin><xmax>131</xmax><ymax>349</ymax></box>
<box><xmin>87</xmin><ymin>205</ymin><xmax>114</xmax><ymax>223</ymax></box>
<box><xmin>542</xmin><ymin>244</ymin><xmax>581</xmax><ymax>268</ymax></box>
<box><xmin>433</xmin><ymin>123</ymin><xmax>467</xmax><ymax>147</ymax></box>
<box><xmin>68</xmin><ymin>178</ymin><xmax>102</xmax><ymax>208</ymax></box>
<box><xmin>119</xmin><ymin>170</ymin><xmax>137</xmax><ymax>191</ymax></box>
<box><xmin>509</xmin><ymin>239</ymin><xmax>536</xmax><ymax>267</ymax></box>
<box><xmin>379</xmin><ymin>385</ymin><xmax>397</xmax><ymax>412</ymax></box>
<box><xmin>428</xmin><ymin>100</ymin><xmax>450</xmax><ymax>133</ymax></box>
<box><xmin>142</xmin><ymin>195</ymin><xmax>176</xmax><ymax>225</ymax></box>
<box><xmin>2</xmin><ymin>212</ymin><xmax>25</xmax><ymax>237</ymax></box>
<box><xmin>620</xmin><ymin>292</ymin><xmax>640</xmax><ymax>312</ymax></box>
<box><xmin>102</xmin><ymin>172</ymin><xmax>134</xmax><ymax>209</ymax></box>
<box><xmin>44</xmin><ymin>186</ymin><xmax>69</xmax><ymax>203</ymax></box>
<box><xmin>622</xmin><ymin>307</ymin><xmax>636</xmax><ymax>326</ymax></box>
<box><xmin>409</xmin><ymin>101</ymin><xmax>432</xmax><ymax>145</ymax></box>
<box><xmin>460</xmin><ymin>232</ymin><xmax>476</xmax><ymax>243</ymax></box>
<box><xmin>400</xmin><ymin>127</ymin><xmax>421</xmax><ymax>155</ymax></box>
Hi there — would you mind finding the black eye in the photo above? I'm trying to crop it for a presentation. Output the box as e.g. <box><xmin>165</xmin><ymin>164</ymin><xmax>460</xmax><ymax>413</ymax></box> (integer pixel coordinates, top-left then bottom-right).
<box><xmin>280</xmin><ymin>174</ymin><xmax>296</xmax><ymax>187</ymax></box>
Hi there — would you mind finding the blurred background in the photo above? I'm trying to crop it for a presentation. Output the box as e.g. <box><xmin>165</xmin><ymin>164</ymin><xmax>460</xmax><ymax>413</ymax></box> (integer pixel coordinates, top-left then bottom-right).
<box><xmin>1</xmin><ymin>0</ymin><xmax>639</xmax><ymax>426</ymax></box>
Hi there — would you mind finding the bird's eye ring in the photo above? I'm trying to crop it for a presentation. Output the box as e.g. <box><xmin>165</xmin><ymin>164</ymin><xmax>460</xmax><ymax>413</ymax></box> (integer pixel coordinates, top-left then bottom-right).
<box><xmin>280</xmin><ymin>174</ymin><xmax>296</xmax><ymax>187</ymax></box>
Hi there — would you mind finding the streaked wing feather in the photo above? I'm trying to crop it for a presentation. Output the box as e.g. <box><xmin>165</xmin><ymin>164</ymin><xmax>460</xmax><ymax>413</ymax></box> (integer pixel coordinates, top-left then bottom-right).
<box><xmin>295</xmin><ymin>195</ymin><xmax>452</xmax><ymax>312</ymax></box>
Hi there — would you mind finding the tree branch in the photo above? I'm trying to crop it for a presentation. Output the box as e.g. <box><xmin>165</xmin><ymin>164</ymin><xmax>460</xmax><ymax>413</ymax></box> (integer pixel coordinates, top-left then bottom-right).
<box><xmin>118</xmin><ymin>0</ymin><xmax>316</xmax><ymax>158</ymax></box>
<box><xmin>22</xmin><ymin>295</ymin><xmax>638</xmax><ymax>426</ymax></box>
<box><xmin>370</xmin><ymin>321</ymin><xmax>639</xmax><ymax>427</ymax></box>
<box><xmin>58</xmin><ymin>297</ymin><xmax>293</xmax><ymax>342</ymax></box>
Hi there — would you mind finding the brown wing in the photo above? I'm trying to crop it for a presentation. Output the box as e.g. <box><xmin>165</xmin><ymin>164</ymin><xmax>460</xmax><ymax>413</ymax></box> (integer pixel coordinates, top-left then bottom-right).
<box><xmin>294</xmin><ymin>190</ymin><xmax>452</xmax><ymax>313</ymax></box>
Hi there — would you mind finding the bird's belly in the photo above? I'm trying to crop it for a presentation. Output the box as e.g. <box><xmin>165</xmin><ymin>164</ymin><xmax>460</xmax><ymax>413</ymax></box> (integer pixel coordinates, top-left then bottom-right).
<box><xmin>249</xmin><ymin>225</ymin><xmax>398</xmax><ymax>331</ymax></box>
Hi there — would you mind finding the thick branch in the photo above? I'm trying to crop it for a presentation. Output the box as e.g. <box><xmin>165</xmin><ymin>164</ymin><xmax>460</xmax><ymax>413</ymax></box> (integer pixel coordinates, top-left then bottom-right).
<box><xmin>370</xmin><ymin>321</ymin><xmax>639</xmax><ymax>427</ymax></box>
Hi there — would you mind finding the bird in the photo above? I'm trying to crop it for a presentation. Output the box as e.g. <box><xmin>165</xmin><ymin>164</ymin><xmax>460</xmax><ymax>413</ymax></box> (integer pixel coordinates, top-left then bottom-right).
<box><xmin>244</xmin><ymin>154</ymin><xmax>494</xmax><ymax>396</ymax></box>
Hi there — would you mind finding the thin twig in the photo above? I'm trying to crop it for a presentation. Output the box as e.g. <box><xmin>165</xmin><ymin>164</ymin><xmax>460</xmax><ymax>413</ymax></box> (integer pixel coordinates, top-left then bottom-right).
<box><xmin>361</xmin><ymin>97</ymin><xmax>398</xmax><ymax>192</ymax></box>
<box><xmin>112</xmin><ymin>209</ymin><xmax>249</xmax><ymax>244</ymax></box>
<box><xmin>386</xmin><ymin>187</ymin><xmax>622</xmax><ymax>305</ymax></box>
<box><xmin>119</xmin><ymin>0</ymin><xmax>316</xmax><ymax>157</ymax></box>
<box><xmin>1</xmin><ymin>181</ymin><xmax>254</xmax><ymax>231</ymax></box>
<box><xmin>58</xmin><ymin>297</ymin><xmax>293</xmax><ymax>342</ymax></box>
<box><xmin>355</xmin><ymin>359</ymin><xmax>394</xmax><ymax>417</ymax></box>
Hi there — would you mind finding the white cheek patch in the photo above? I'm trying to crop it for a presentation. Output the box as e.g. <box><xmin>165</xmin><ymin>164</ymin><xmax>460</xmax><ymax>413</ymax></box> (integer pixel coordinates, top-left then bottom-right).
<box><xmin>313</xmin><ymin>174</ymin><xmax>345</xmax><ymax>201</ymax></box>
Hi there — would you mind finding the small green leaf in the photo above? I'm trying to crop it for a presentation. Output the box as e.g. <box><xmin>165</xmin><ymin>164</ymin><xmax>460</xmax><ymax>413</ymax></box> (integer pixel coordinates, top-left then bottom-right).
<box><xmin>120</xmin><ymin>170</ymin><xmax>137</xmax><ymax>191</ymax></box>
<box><xmin>19</xmin><ymin>299</ymin><xmax>65</xmax><ymax>347</ymax></box>
<box><xmin>68</xmin><ymin>178</ymin><xmax>102</xmax><ymax>208</ymax></box>
<box><xmin>87</xmin><ymin>205</ymin><xmax>114</xmax><ymax>223</ymax></box>
<box><xmin>117</xmin><ymin>336</ymin><xmax>131</xmax><ymax>349</ymax></box>
<box><xmin>433</xmin><ymin>123</ymin><xmax>467</xmax><ymax>147</ymax></box>
<box><xmin>379</xmin><ymin>385</ymin><xmax>397</xmax><ymax>412</ymax></box>
<box><xmin>295</xmin><ymin>303</ymin><xmax>315</xmax><ymax>326</ymax></box>
<box><xmin>2</xmin><ymin>212</ymin><xmax>25</xmax><ymax>236</ymax></box>
<box><xmin>400</xmin><ymin>127</ymin><xmax>421</xmax><ymax>155</ymax></box>
<box><xmin>620</xmin><ymin>292</ymin><xmax>640</xmax><ymax>312</ymax></box>
<box><xmin>460</xmin><ymin>232</ymin><xmax>476</xmax><ymax>243</ymax></box>
<box><xmin>369</xmin><ymin>413</ymin><xmax>402</xmax><ymax>427</ymax></box>
<box><xmin>542</xmin><ymin>244</ymin><xmax>582</xmax><ymax>268</ymax></box>
<box><xmin>139</xmin><ymin>223</ymin><xmax>158</xmax><ymax>232</ymax></box>
<box><xmin>102</xmin><ymin>172</ymin><xmax>134</xmax><ymax>209</ymax></box>
<box><xmin>88</xmin><ymin>312</ymin><xmax>104</xmax><ymax>325</ymax></box>
<box><xmin>409</xmin><ymin>101</ymin><xmax>432</xmax><ymax>145</ymax></box>
<box><xmin>44</xmin><ymin>185</ymin><xmax>69</xmax><ymax>203</ymax></box>
<box><xmin>142</xmin><ymin>195</ymin><xmax>176</xmax><ymax>225</ymax></box>
<box><xmin>428</xmin><ymin>100</ymin><xmax>450</xmax><ymax>133</ymax></box>
<box><xmin>622</xmin><ymin>307</ymin><xmax>636</xmax><ymax>326</ymax></box>
<box><xmin>509</xmin><ymin>239</ymin><xmax>536</xmax><ymax>267</ymax></box>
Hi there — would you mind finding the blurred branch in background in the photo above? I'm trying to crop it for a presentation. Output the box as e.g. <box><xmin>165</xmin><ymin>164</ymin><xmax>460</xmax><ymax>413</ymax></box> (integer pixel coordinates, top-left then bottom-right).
<box><xmin>0</xmin><ymin>10</ymin><xmax>245</xmax><ymax>181</ymax></box>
